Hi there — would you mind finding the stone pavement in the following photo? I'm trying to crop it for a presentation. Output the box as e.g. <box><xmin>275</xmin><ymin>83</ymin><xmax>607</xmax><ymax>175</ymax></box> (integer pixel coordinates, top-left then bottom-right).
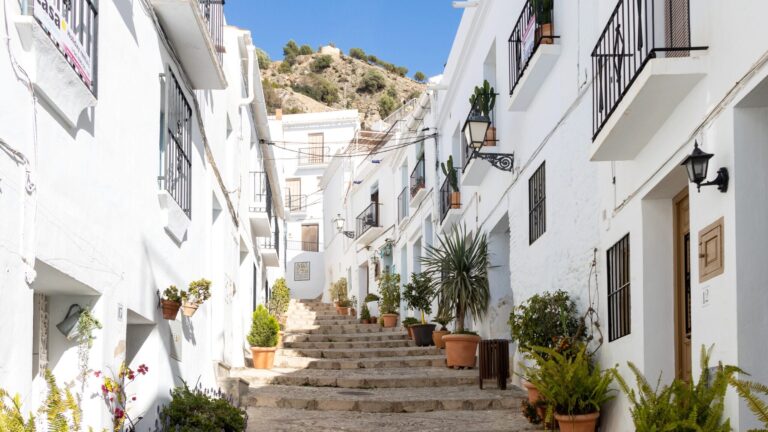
<box><xmin>232</xmin><ymin>299</ymin><xmax>538</xmax><ymax>431</ymax></box>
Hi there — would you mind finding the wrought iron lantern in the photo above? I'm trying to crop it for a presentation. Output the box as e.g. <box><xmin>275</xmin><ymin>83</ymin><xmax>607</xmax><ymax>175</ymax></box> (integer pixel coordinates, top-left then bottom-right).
<box><xmin>462</xmin><ymin>111</ymin><xmax>491</xmax><ymax>149</ymax></box>
<box><xmin>681</xmin><ymin>142</ymin><xmax>729</xmax><ymax>193</ymax></box>
<box><xmin>333</xmin><ymin>213</ymin><xmax>355</xmax><ymax>238</ymax></box>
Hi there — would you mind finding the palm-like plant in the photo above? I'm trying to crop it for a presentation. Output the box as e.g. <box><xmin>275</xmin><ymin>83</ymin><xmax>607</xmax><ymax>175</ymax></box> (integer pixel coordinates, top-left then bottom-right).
<box><xmin>730</xmin><ymin>378</ymin><xmax>768</xmax><ymax>428</ymax></box>
<box><xmin>420</xmin><ymin>225</ymin><xmax>489</xmax><ymax>333</ymax></box>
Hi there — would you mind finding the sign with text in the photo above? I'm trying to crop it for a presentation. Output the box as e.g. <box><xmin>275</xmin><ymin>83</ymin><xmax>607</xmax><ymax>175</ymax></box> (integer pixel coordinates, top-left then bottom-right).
<box><xmin>33</xmin><ymin>0</ymin><xmax>93</xmax><ymax>87</ymax></box>
<box><xmin>294</xmin><ymin>262</ymin><xmax>310</xmax><ymax>281</ymax></box>
<box><xmin>520</xmin><ymin>14</ymin><xmax>537</xmax><ymax>67</ymax></box>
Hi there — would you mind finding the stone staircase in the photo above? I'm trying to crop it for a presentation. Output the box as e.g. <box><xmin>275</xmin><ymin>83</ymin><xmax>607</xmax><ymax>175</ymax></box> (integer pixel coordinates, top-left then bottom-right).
<box><xmin>233</xmin><ymin>299</ymin><xmax>534</xmax><ymax>431</ymax></box>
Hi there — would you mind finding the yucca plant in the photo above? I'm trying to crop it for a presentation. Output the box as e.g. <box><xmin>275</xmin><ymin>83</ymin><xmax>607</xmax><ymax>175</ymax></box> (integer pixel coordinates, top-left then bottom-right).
<box><xmin>420</xmin><ymin>225</ymin><xmax>489</xmax><ymax>333</ymax></box>
<box><xmin>730</xmin><ymin>378</ymin><xmax>768</xmax><ymax>430</ymax></box>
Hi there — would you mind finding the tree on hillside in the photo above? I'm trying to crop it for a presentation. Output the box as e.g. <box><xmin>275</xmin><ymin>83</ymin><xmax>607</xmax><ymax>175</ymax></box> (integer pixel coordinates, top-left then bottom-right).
<box><xmin>255</xmin><ymin>48</ymin><xmax>271</xmax><ymax>69</ymax></box>
<box><xmin>310</xmin><ymin>55</ymin><xmax>333</xmax><ymax>73</ymax></box>
<box><xmin>349</xmin><ymin>47</ymin><xmax>366</xmax><ymax>60</ymax></box>
<box><xmin>359</xmin><ymin>70</ymin><xmax>387</xmax><ymax>93</ymax></box>
<box><xmin>299</xmin><ymin>44</ymin><xmax>313</xmax><ymax>55</ymax></box>
<box><xmin>414</xmin><ymin>71</ymin><xmax>426</xmax><ymax>82</ymax></box>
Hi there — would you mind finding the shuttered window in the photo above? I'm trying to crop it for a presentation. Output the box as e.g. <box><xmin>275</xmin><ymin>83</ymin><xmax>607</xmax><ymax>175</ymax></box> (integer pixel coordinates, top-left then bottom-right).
<box><xmin>607</xmin><ymin>234</ymin><xmax>631</xmax><ymax>341</ymax></box>
<box><xmin>529</xmin><ymin>162</ymin><xmax>546</xmax><ymax>244</ymax></box>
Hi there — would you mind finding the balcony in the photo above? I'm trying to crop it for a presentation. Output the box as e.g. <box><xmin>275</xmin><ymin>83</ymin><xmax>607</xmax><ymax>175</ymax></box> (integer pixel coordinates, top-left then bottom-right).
<box><xmin>297</xmin><ymin>146</ymin><xmax>330</xmax><ymax>168</ymax></box>
<box><xmin>285</xmin><ymin>192</ymin><xmax>308</xmax><ymax>215</ymax></box>
<box><xmin>409</xmin><ymin>156</ymin><xmax>427</xmax><ymax>207</ymax></box>
<box><xmin>356</xmin><ymin>202</ymin><xmax>383</xmax><ymax>245</ymax></box>
<box><xmin>248</xmin><ymin>171</ymin><xmax>273</xmax><ymax>237</ymax></box>
<box><xmin>149</xmin><ymin>0</ymin><xmax>226</xmax><ymax>89</ymax></box>
<box><xmin>590</xmin><ymin>0</ymin><xmax>707</xmax><ymax>161</ymax></box>
<box><xmin>260</xmin><ymin>222</ymin><xmax>280</xmax><ymax>267</ymax></box>
<box><xmin>462</xmin><ymin>98</ymin><xmax>500</xmax><ymax>186</ymax></box>
<box><xmin>439</xmin><ymin>177</ymin><xmax>462</xmax><ymax>233</ymax></box>
<box><xmin>507</xmin><ymin>0</ymin><xmax>561</xmax><ymax>111</ymax></box>
<box><xmin>397</xmin><ymin>187</ymin><xmax>410</xmax><ymax>225</ymax></box>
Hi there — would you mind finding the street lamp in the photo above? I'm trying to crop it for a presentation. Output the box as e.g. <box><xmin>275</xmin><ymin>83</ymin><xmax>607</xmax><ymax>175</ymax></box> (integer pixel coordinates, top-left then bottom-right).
<box><xmin>681</xmin><ymin>142</ymin><xmax>729</xmax><ymax>193</ymax></box>
<box><xmin>333</xmin><ymin>213</ymin><xmax>355</xmax><ymax>238</ymax></box>
<box><xmin>462</xmin><ymin>111</ymin><xmax>491</xmax><ymax>149</ymax></box>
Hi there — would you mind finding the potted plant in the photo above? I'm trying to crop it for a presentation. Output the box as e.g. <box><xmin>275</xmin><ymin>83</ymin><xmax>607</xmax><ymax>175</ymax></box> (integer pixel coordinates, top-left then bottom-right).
<box><xmin>378</xmin><ymin>271</ymin><xmax>400</xmax><ymax>328</ymax></box>
<box><xmin>508</xmin><ymin>290</ymin><xmax>585</xmax><ymax>406</ymax></box>
<box><xmin>468</xmin><ymin>80</ymin><xmax>497</xmax><ymax>146</ymax></box>
<box><xmin>402</xmin><ymin>272</ymin><xmax>437</xmax><ymax>347</ymax></box>
<box><xmin>360</xmin><ymin>304</ymin><xmax>371</xmax><ymax>324</ymax></box>
<box><xmin>432</xmin><ymin>309</ymin><xmax>453</xmax><ymax>349</ymax></box>
<box><xmin>331</xmin><ymin>278</ymin><xmax>349</xmax><ymax>314</ymax></box>
<box><xmin>402</xmin><ymin>317</ymin><xmax>419</xmax><ymax>340</ymax></box>
<box><xmin>349</xmin><ymin>295</ymin><xmax>358</xmax><ymax>317</ymax></box>
<box><xmin>370</xmin><ymin>316</ymin><xmax>378</xmax><ymax>324</ymax></box>
<box><xmin>247</xmin><ymin>305</ymin><xmax>280</xmax><ymax>369</ymax></box>
<box><xmin>364</xmin><ymin>293</ymin><xmax>380</xmax><ymax>317</ymax></box>
<box><xmin>524</xmin><ymin>345</ymin><xmax>614</xmax><ymax>432</ymax></box>
<box><xmin>422</xmin><ymin>225</ymin><xmax>489</xmax><ymax>368</ymax></box>
<box><xmin>336</xmin><ymin>298</ymin><xmax>352</xmax><ymax>316</ymax></box>
<box><xmin>532</xmin><ymin>0</ymin><xmax>554</xmax><ymax>44</ymax></box>
<box><xmin>181</xmin><ymin>278</ymin><xmax>212</xmax><ymax>317</ymax></box>
<box><xmin>441</xmin><ymin>156</ymin><xmax>460</xmax><ymax>209</ymax></box>
<box><xmin>161</xmin><ymin>286</ymin><xmax>182</xmax><ymax>320</ymax></box>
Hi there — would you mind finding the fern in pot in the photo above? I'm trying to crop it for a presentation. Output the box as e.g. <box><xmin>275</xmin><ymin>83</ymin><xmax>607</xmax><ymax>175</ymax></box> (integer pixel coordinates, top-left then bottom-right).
<box><xmin>421</xmin><ymin>225</ymin><xmax>489</xmax><ymax>368</ymax></box>
<box><xmin>402</xmin><ymin>272</ymin><xmax>436</xmax><ymax>346</ymax></box>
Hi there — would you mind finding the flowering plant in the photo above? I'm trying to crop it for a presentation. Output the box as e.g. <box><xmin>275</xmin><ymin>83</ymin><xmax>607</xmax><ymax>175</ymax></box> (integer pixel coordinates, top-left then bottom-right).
<box><xmin>94</xmin><ymin>363</ymin><xmax>148</xmax><ymax>432</ymax></box>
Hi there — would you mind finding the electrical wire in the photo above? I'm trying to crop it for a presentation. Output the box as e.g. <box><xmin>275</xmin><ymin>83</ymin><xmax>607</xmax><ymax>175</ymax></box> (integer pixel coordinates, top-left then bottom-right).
<box><xmin>265</xmin><ymin>133</ymin><xmax>436</xmax><ymax>160</ymax></box>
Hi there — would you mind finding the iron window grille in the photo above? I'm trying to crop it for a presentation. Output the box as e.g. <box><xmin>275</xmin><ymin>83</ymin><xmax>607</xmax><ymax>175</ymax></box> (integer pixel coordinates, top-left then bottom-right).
<box><xmin>528</xmin><ymin>162</ymin><xmax>546</xmax><ymax>244</ymax></box>
<box><xmin>397</xmin><ymin>187</ymin><xmax>409</xmax><ymax>223</ymax></box>
<box><xmin>410</xmin><ymin>156</ymin><xmax>426</xmax><ymax>198</ymax></box>
<box><xmin>28</xmin><ymin>0</ymin><xmax>99</xmax><ymax>94</ymax></box>
<box><xmin>161</xmin><ymin>69</ymin><xmax>193</xmax><ymax>217</ymax></box>
<box><xmin>439</xmin><ymin>176</ymin><xmax>453</xmax><ymax>224</ymax></box>
<box><xmin>298</xmin><ymin>146</ymin><xmax>329</xmax><ymax>166</ymax></box>
<box><xmin>591</xmin><ymin>0</ymin><xmax>706</xmax><ymax>140</ymax></box>
<box><xmin>198</xmin><ymin>0</ymin><xmax>225</xmax><ymax>64</ymax></box>
<box><xmin>356</xmin><ymin>202</ymin><xmax>380</xmax><ymax>239</ymax></box>
<box><xmin>285</xmin><ymin>190</ymin><xmax>308</xmax><ymax>213</ymax></box>
<box><xmin>508</xmin><ymin>0</ymin><xmax>558</xmax><ymax>96</ymax></box>
<box><xmin>607</xmin><ymin>234</ymin><xmax>631</xmax><ymax>341</ymax></box>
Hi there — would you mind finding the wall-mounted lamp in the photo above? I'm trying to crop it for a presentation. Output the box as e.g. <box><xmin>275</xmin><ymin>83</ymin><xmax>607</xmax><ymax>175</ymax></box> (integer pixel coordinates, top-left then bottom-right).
<box><xmin>462</xmin><ymin>112</ymin><xmax>490</xmax><ymax>149</ymax></box>
<box><xmin>333</xmin><ymin>214</ymin><xmax>355</xmax><ymax>238</ymax></box>
<box><xmin>681</xmin><ymin>142</ymin><xmax>729</xmax><ymax>193</ymax></box>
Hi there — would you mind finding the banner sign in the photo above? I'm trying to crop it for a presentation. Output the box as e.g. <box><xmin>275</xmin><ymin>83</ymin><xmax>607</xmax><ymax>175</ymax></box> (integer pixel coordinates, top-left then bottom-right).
<box><xmin>520</xmin><ymin>14</ymin><xmax>537</xmax><ymax>67</ymax></box>
<box><xmin>33</xmin><ymin>0</ymin><xmax>93</xmax><ymax>87</ymax></box>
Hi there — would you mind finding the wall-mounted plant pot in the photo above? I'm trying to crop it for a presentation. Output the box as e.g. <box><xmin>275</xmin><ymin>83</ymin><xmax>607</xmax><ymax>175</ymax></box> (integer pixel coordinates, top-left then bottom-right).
<box><xmin>450</xmin><ymin>192</ymin><xmax>461</xmax><ymax>209</ymax></box>
<box><xmin>411</xmin><ymin>324</ymin><xmax>436</xmax><ymax>347</ymax></box>
<box><xmin>335</xmin><ymin>306</ymin><xmax>349</xmax><ymax>315</ymax></box>
<box><xmin>484</xmin><ymin>126</ymin><xmax>497</xmax><ymax>146</ymax></box>
<box><xmin>536</xmin><ymin>23</ymin><xmax>554</xmax><ymax>45</ymax></box>
<box><xmin>554</xmin><ymin>412</ymin><xmax>599</xmax><ymax>432</ymax></box>
<box><xmin>250</xmin><ymin>347</ymin><xmax>277</xmax><ymax>369</ymax></box>
<box><xmin>182</xmin><ymin>302</ymin><xmax>199</xmax><ymax>317</ymax></box>
<box><xmin>432</xmin><ymin>330</ymin><xmax>450</xmax><ymax>349</ymax></box>
<box><xmin>381</xmin><ymin>313</ymin><xmax>398</xmax><ymax>328</ymax></box>
<box><xmin>443</xmin><ymin>333</ymin><xmax>480</xmax><ymax>368</ymax></box>
<box><xmin>161</xmin><ymin>300</ymin><xmax>181</xmax><ymax>320</ymax></box>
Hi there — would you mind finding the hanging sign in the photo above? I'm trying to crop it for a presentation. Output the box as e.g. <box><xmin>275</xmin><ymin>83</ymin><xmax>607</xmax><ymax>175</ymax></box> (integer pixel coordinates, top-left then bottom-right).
<box><xmin>33</xmin><ymin>0</ymin><xmax>93</xmax><ymax>87</ymax></box>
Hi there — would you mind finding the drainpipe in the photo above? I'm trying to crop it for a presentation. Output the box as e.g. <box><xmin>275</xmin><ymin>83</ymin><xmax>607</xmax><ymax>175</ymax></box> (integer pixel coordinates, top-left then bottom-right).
<box><xmin>240</xmin><ymin>45</ymin><xmax>255</xmax><ymax>106</ymax></box>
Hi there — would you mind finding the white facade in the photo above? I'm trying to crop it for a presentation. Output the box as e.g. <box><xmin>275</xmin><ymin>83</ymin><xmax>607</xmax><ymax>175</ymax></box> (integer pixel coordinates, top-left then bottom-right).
<box><xmin>322</xmin><ymin>1</ymin><xmax>768</xmax><ymax>430</ymax></box>
<box><xmin>268</xmin><ymin>110</ymin><xmax>359</xmax><ymax>300</ymax></box>
<box><xmin>0</xmin><ymin>0</ymin><xmax>281</xmax><ymax>429</ymax></box>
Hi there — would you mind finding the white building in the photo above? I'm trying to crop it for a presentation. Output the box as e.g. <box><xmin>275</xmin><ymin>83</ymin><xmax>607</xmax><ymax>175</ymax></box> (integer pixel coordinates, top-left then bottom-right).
<box><xmin>322</xmin><ymin>1</ymin><xmax>768</xmax><ymax>429</ymax></box>
<box><xmin>268</xmin><ymin>110</ymin><xmax>359</xmax><ymax>299</ymax></box>
<box><xmin>0</xmin><ymin>0</ymin><xmax>281</xmax><ymax>428</ymax></box>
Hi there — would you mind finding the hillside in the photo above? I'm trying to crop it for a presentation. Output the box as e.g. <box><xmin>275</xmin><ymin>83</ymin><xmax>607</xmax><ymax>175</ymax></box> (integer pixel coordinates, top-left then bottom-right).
<box><xmin>259</xmin><ymin>47</ymin><xmax>427</xmax><ymax>128</ymax></box>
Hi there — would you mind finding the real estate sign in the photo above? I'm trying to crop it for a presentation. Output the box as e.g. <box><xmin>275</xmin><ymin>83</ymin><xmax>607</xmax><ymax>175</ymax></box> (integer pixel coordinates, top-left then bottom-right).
<box><xmin>33</xmin><ymin>0</ymin><xmax>93</xmax><ymax>87</ymax></box>
<box><xmin>520</xmin><ymin>14</ymin><xmax>537</xmax><ymax>67</ymax></box>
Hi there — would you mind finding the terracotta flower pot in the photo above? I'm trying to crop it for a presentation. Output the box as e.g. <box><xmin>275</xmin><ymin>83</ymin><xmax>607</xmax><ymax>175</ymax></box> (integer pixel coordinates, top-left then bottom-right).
<box><xmin>411</xmin><ymin>324</ymin><xmax>436</xmax><ymax>347</ymax></box>
<box><xmin>450</xmin><ymin>191</ymin><xmax>461</xmax><ymax>209</ymax></box>
<box><xmin>161</xmin><ymin>300</ymin><xmax>181</xmax><ymax>320</ymax></box>
<box><xmin>555</xmin><ymin>412</ymin><xmax>600</xmax><ymax>432</ymax></box>
<box><xmin>432</xmin><ymin>330</ymin><xmax>450</xmax><ymax>349</ymax></box>
<box><xmin>335</xmin><ymin>306</ymin><xmax>349</xmax><ymax>315</ymax></box>
<box><xmin>443</xmin><ymin>333</ymin><xmax>480</xmax><ymax>368</ymax></box>
<box><xmin>361</xmin><ymin>319</ymin><xmax>370</xmax><ymax>324</ymax></box>
<box><xmin>406</xmin><ymin>325</ymin><xmax>415</xmax><ymax>340</ymax></box>
<box><xmin>484</xmin><ymin>126</ymin><xmax>497</xmax><ymax>146</ymax></box>
<box><xmin>181</xmin><ymin>301</ymin><xmax>199</xmax><ymax>317</ymax></box>
<box><xmin>537</xmin><ymin>22</ymin><xmax>554</xmax><ymax>45</ymax></box>
<box><xmin>250</xmin><ymin>347</ymin><xmax>277</xmax><ymax>369</ymax></box>
<box><xmin>349</xmin><ymin>308</ymin><xmax>356</xmax><ymax>317</ymax></box>
<box><xmin>381</xmin><ymin>313</ymin><xmax>398</xmax><ymax>328</ymax></box>
<box><xmin>370</xmin><ymin>316</ymin><xmax>378</xmax><ymax>324</ymax></box>
<box><xmin>523</xmin><ymin>380</ymin><xmax>545</xmax><ymax>419</ymax></box>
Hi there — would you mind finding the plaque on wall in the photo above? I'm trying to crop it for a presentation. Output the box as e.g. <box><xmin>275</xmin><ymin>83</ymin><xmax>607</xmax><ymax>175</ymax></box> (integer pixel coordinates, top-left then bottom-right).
<box><xmin>294</xmin><ymin>261</ymin><xmax>310</xmax><ymax>281</ymax></box>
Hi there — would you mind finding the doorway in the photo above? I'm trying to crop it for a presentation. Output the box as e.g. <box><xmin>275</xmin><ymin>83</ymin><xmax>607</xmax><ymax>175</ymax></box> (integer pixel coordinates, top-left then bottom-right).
<box><xmin>674</xmin><ymin>189</ymin><xmax>691</xmax><ymax>381</ymax></box>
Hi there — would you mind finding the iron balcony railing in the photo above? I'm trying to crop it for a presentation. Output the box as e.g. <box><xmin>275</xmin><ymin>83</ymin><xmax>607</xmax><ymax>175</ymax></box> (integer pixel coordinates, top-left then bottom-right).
<box><xmin>409</xmin><ymin>156</ymin><xmax>426</xmax><ymax>198</ymax></box>
<box><xmin>356</xmin><ymin>202</ymin><xmax>380</xmax><ymax>239</ymax></box>
<box><xmin>198</xmin><ymin>0</ymin><xmax>225</xmax><ymax>64</ymax></box>
<box><xmin>27</xmin><ymin>0</ymin><xmax>98</xmax><ymax>94</ymax></box>
<box><xmin>286</xmin><ymin>240</ymin><xmax>321</xmax><ymax>252</ymax></box>
<box><xmin>162</xmin><ymin>70</ymin><xmax>193</xmax><ymax>217</ymax></box>
<box><xmin>285</xmin><ymin>192</ymin><xmax>308</xmax><ymax>213</ymax></box>
<box><xmin>249</xmin><ymin>171</ymin><xmax>273</xmax><ymax>221</ymax></box>
<box><xmin>439</xmin><ymin>176</ymin><xmax>453</xmax><ymax>223</ymax></box>
<box><xmin>508</xmin><ymin>0</ymin><xmax>558</xmax><ymax>96</ymax></box>
<box><xmin>463</xmin><ymin>97</ymin><xmax>498</xmax><ymax>170</ymax></box>
<box><xmin>592</xmin><ymin>0</ymin><xmax>706</xmax><ymax>139</ymax></box>
<box><xmin>298</xmin><ymin>146</ymin><xmax>330</xmax><ymax>166</ymax></box>
<box><xmin>397</xmin><ymin>187</ymin><xmax>409</xmax><ymax>223</ymax></box>
<box><xmin>261</xmin><ymin>218</ymin><xmax>280</xmax><ymax>256</ymax></box>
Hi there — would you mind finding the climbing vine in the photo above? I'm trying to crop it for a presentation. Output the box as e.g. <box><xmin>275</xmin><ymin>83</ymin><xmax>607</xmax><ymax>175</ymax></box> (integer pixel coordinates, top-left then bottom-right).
<box><xmin>76</xmin><ymin>309</ymin><xmax>102</xmax><ymax>390</ymax></box>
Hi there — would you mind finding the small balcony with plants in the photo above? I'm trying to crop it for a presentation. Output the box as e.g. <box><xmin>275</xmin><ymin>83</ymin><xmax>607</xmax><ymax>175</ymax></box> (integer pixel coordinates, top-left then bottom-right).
<box><xmin>507</xmin><ymin>0</ymin><xmax>561</xmax><ymax>111</ymax></box>
<box><xmin>248</xmin><ymin>171</ymin><xmax>273</xmax><ymax>238</ymax></box>
<box><xmin>148</xmin><ymin>0</ymin><xmax>226</xmax><ymax>89</ymax></box>
<box><xmin>439</xmin><ymin>156</ymin><xmax>462</xmax><ymax>233</ymax></box>
<box><xmin>461</xmin><ymin>81</ymin><xmax>507</xmax><ymax>186</ymax></box>
<box><xmin>355</xmin><ymin>202</ymin><xmax>383</xmax><ymax>245</ymax></box>
<box><xmin>590</xmin><ymin>0</ymin><xmax>707</xmax><ymax>161</ymax></box>
<box><xmin>409</xmin><ymin>156</ymin><xmax>427</xmax><ymax>207</ymax></box>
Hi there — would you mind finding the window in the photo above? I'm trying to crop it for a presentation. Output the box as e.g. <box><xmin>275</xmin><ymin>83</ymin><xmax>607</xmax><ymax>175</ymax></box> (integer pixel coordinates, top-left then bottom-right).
<box><xmin>301</xmin><ymin>224</ymin><xmax>319</xmax><ymax>252</ymax></box>
<box><xmin>300</xmin><ymin>133</ymin><xmax>325</xmax><ymax>165</ymax></box>
<box><xmin>160</xmin><ymin>69</ymin><xmax>193</xmax><ymax>217</ymax></box>
<box><xmin>528</xmin><ymin>162</ymin><xmax>546</xmax><ymax>244</ymax></box>
<box><xmin>607</xmin><ymin>234</ymin><xmax>631</xmax><ymax>341</ymax></box>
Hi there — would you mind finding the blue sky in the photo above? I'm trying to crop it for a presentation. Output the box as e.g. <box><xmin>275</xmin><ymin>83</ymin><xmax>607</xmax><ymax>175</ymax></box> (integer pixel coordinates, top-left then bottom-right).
<box><xmin>225</xmin><ymin>0</ymin><xmax>463</xmax><ymax>78</ymax></box>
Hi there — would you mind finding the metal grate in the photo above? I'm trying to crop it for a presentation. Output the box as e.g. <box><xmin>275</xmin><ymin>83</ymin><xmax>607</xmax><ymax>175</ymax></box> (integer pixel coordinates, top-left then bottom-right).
<box><xmin>163</xmin><ymin>70</ymin><xmax>193</xmax><ymax>217</ymax></box>
<box><xmin>198</xmin><ymin>0</ymin><xmax>225</xmax><ymax>64</ymax></box>
<box><xmin>356</xmin><ymin>202</ymin><xmax>380</xmax><ymax>239</ymax></box>
<box><xmin>439</xmin><ymin>176</ymin><xmax>453</xmax><ymax>223</ymax></box>
<box><xmin>508</xmin><ymin>0</ymin><xmax>558</xmax><ymax>96</ymax></box>
<box><xmin>409</xmin><ymin>156</ymin><xmax>426</xmax><ymax>198</ymax></box>
<box><xmin>479</xmin><ymin>339</ymin><xmax>509</xmax><ymax>390</ymax></box>
<box><xmin>607</xmin><ymin>234</ymin><xmax>631</xmax><ymax>341</ymax></box>
<box><xmin>528</xmin><ymin>162</ymin><xmax>546</xmax><ymax>244</ymax></box>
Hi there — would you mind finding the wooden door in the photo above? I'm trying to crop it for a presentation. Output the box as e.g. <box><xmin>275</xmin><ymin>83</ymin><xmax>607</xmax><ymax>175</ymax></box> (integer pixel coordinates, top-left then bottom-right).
<box><xmin>674</xmin><ymin>189</ymin><xmax>692</xmax><ymax>381</ymax></box>
<box><xmin>302</xmin><ymin>224</ymin><xmax>319</xmax><ymax>252</ymax></box>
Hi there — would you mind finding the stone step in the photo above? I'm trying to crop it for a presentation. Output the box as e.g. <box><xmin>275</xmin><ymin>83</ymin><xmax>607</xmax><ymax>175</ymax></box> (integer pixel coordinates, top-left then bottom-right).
<box><xmin>232</xmin><ymin>367</ymin><xmax>479</xmax><ymax>389</ymax></box>
<box><xmin>301</xmin><ymin>324</ymin><xmax>401</xmax><ymax>335</ymax></box>
<box><xmin>288</xmin><ymin>314</ymin><xmax>359</xmax><ymax>322</ymax></box>
<box><xmin>283</xmin><ymin>332</ymin><xmax>409</xmax><ymax>343</ymax></box>
<box><xmin>279</xmin><ymin>346</ymin><xmax>437</xmax><ymax>359</ymax></box>
<box><xmin>274</xmin><ymin>354</ymin><xmax>446</xmax><ymax>369</ymax></box>
<box><xmin>282</xmin><ymin>339</ymin><xmax>415</xmax><ymax>350</ymax></box>
<box><xmin>245</xmin><ymin>385</ymin><xmax>525</xmax><ymax>413</ymax></box>
<box><xmin>284</xmin><ymin>318</ymin><xmax>360</xmax><ymax>327</ymax></box>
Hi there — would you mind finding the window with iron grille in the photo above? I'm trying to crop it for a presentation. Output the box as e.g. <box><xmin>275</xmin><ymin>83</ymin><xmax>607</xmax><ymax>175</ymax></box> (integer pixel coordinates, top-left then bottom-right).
<box><xmin>607</xmin><ymin>234</ymin><xmax>631</xmax><ymax>342</ymax></box>
<box><xmin>528</xmin><ymin>162</ymin><xmax>546</xmax><ymax>244</ymax></box>
<box><xmin>160</xmin><ymin>69</ymin><xmax>193</xmax><ymax>217</ymax></box>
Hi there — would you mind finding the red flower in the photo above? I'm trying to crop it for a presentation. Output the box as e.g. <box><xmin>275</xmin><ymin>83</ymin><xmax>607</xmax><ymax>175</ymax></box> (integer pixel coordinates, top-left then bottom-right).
<box><xmin>114</xmin><ymin>408</ymin><xmax>124</xmax><ymax>419</ymax></box>
<box><xmin>94</xmin><ymin>371</ymin><xmax>101</xmax><ymax>377</ymax></box>
<box><xmin>132</xmin><ymin>396</ymin><xmax>137</xmax><ymax>401</ymax></box>
<box><xmin>137</xmin><ymin>364</ymin><xmax>149</xmax><ymax>374</ymax></box>
<box><xmin>101</xmin><ymin>385</ymin><xmax>107</xmax><ymax>393</ymax></box>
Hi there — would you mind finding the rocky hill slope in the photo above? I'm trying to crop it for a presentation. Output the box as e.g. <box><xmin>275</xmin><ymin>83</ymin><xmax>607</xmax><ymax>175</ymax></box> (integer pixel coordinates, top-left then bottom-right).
<box><xmin>260</xmin><ymin>48</ymin><xmax>427</xmax><ymax>127</ymax></box>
